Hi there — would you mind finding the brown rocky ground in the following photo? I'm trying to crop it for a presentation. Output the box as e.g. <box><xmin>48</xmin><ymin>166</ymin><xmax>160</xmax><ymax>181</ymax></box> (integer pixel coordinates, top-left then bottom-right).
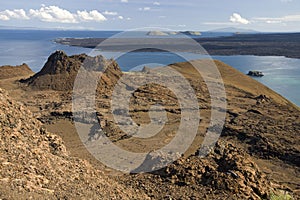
<box><xmin>0</xmin><ymin>89</ymin><xmax>148</xmax><ymax>199</ymax></box>
<box><xmin>0</xmin><ymin>64</ymin><xmax>33</xmax><ymax>80</ymax></box>
<box><xmin>0</xmin><ymin>51</ymin><xmax>299</xmax><ymax>199</ymax></box>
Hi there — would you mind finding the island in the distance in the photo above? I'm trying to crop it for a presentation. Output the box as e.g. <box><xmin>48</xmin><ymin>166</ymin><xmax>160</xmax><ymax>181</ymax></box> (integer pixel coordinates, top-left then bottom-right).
<box><xmin>55</xmin><ymin>32</ymin><xmax>300</xmax><ymax>59</ymax></box>
<box><xmin>147</xmin><ymin>31</ymin><xmax>202</xmax><ymax>36</ymax></box>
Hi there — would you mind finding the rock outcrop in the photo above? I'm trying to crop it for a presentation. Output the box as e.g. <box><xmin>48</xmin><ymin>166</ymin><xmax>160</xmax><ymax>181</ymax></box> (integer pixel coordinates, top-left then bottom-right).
<box><xmin>21</xmin><ymin>50</ymin><xmax>122</xmax><ymax>91</ymax></box>
<box><xmin>163</xmin><ymin>141</ymin><xmax>274</xmax><ymax>199</ymax></box>
<box><xmin>247</xmin><ymin>70</ymin><xmax>264</xmax><ymax>77</ymax></box>
<box><xmin>116</xmin><ymin>141</ymin><xmax>280</xmax><ymax>200</ymax></box>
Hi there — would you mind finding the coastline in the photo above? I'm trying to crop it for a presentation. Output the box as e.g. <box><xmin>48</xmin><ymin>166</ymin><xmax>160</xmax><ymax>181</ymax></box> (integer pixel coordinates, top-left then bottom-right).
<box><xmin>54</xmin><ymin>33</ymin><xmax>300</xmax><ymax>59</ymax></box>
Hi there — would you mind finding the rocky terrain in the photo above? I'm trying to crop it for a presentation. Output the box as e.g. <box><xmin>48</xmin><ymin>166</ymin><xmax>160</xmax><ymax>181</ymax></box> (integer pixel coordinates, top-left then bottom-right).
<box><xmin>0</xmin><ymin>51</ymin><xmax>299</xmax><ymax>199</ymax></box>
<box><xmin>0</xmin><ymin>64</ymin><xmax>33</xmax><ymax>79</ymax></box>
<box><xmin>0</xmin><ymin>88</ymin><xmax>148</xmax><ymax>199</ymax></box>
<box><xmin>21</xmin><ymin>50</ymin><xmax>121</xmax><ymax>91</ymax></box>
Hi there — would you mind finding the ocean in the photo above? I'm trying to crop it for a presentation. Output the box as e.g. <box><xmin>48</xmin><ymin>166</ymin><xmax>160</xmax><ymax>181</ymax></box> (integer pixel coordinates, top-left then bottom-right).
<box><xmin>0</xmin><ymin>29</ymin><xmax>299</xmax><ymax>106</ymax></box>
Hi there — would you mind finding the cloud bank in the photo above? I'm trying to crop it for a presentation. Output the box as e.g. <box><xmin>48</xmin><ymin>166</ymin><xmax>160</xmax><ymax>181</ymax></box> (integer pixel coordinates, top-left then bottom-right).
<box><xmin>0</xmin><ymin>9</ymin><xmax>29</xmax><ymax>21</ymax></box>
<box><xmin>0</xmin><ymin>5</ymin><xmax>107</xmax><ymax>23</ymax></box>
<box><xmin>254</xmin><ymin>14</ymin><xmax>300</xmax><ymax>24</ymax></box>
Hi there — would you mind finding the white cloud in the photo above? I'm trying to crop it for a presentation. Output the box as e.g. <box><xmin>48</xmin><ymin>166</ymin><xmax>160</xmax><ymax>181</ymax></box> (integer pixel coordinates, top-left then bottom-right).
<box><xmin>121</xmin><ymin>0</ymin><xmax>128</xmax><ymax>3</ymax></box>
<box><xmin>153</xmin><ymin>2</ymin><xmax>160</xmax><ymax>5</ymax></box>
<box><xmin>76</xmin><ymin>10</ymin><xmax>106</xmax><ymax>22</ymax></box>
<box><xmin>29</xmin><ymin>6</ymin><xmax>77</xmax><ymax>23</ymax></box>
<box><xmin>204</xmin><ymin>13</ymin><xmax>250</xmax><ymax>26</ymax></box>
<box><xmin>0</xmin><ymin>15</ymin><xmax>9</xmax><ymax>21</ymax></box>
<box><xmin>118</xmin><ymin>16</ymin><xmax>124</xmax><ymax>20</ymax></box>
<box><xmin>139</xmin><ymin>7</ymin><xmax>151</xmax><ymax>11</ymax></box>
<box><xmin>0</xmin><ymin>9</ymin><xmax>29</xmax><ymax>20</ymax></box>
<box><xmin>103</xmin><ymin>11</ymin><xmax>118</xmax><ymax>16</ymax></box>
<box><xmin>205</xmin><ymin>13</ymin><xmax>300</xmax><ymax>27</ymax></box>
<box><xmin>230</xmin><ymin>13</ymin><xmax>250</xmax><ymax>24</ymax></box>
<box><xmin>282</xmin><ymin>14</ymin><xmax>300</xmax><ymax>22</ymax></box>
<box><xmin>254</xmin><ymin>14</ymin><xmax>300</xmax><ymax>24</ymax></box>
<box><xmin>0</xmin><ymin>5</ymin><xmax>107</xmax><ymax>23</ymax></box>
<box><xmin>266</xmin><ymin>20</ymin><xmax>282</xmax><ymax>24</ymax></box>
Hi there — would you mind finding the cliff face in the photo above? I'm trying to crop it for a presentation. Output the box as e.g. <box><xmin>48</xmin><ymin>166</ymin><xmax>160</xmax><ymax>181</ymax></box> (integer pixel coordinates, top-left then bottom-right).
<box><xmin>22</xmin><ymin>50</ymin><xmax>122</xmax><ymax>91</ymax></box>
<box><xmin>0</xmin><ymin>64</ymin><xmax>33</xmax><ymax>79</ymax></box>
<box><xmin>0</xmin><ymin>88</ymin><xmax>147</xmax><ymax>199</ymax></box>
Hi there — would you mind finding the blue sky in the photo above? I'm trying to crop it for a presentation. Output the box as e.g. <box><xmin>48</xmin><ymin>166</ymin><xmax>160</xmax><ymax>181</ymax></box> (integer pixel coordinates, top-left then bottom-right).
<box><xmin>0</xmin><ymin>0</ymin><xmax>299</xmax><ymax>31</ymax></box>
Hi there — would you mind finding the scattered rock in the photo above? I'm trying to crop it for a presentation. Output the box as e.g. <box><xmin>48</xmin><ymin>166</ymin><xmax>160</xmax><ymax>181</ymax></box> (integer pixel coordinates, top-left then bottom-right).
<box><xmin>255</xmin><ymin>94</ymin><xmax>271</xmax><ymax>104</ymax></box>
<box><xmin>162</xmin><ymin>141</ymin><xmax>275</xmax><ymax>199</ymax></box>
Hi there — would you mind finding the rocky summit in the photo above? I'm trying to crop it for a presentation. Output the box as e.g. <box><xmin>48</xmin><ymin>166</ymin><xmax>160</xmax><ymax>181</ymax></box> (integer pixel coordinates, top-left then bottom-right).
<box><xmin>21</xmin><ymin>50</ymin><xmax>122</xmax><ymax>91</ymax></box>
<box><xmin>0</xmin><ymin>51</ymin><xmax>299</xmax><ymax>199</ymax></box>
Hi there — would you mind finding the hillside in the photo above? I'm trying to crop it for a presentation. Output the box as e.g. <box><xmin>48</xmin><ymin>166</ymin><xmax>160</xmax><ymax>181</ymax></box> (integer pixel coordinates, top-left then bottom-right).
<box><xmin>0</xmin><ymin>88</ymin><xmax>148</xmax><ymax>199</ymax></box>
<box><xmin>0</xmin><ymin>64</ymin><xmax>33</xmax><ymax>79</ymax></box>
<box><xmin>0</xmin><ymin>52</ymin><xmax>299</xmax><ymax>199</ymax></box>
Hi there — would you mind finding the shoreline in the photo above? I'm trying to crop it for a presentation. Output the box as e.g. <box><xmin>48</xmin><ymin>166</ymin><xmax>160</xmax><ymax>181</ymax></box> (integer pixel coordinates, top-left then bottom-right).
<box><xmin>54</xmin><ymin>33</ymin><xmax>300</xmax><ymax>59</ymax></box>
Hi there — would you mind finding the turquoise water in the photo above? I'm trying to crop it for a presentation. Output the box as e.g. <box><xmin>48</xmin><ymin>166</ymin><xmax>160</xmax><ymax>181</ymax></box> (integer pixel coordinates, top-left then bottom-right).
<box><xmin>213</xmin><ymin>55</ymin><xmax>300</xmax><ymax>106</ymax></box>
<box><xmin>101</xmin><ymin>52</ymin><xmax>300</xmax><ymax>106</ymax></box>
<box><xmin>0</xmin><ymin>30</ymin><xmax>299</xmax><ymax>106</ymax></box>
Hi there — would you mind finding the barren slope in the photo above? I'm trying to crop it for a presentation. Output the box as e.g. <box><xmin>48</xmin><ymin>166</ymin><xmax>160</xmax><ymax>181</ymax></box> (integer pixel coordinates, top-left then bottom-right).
<box><xmin>0</xmin><ymin>88</ymin><xmax>148</xmax><ymax>199</ymax></box>
<box><xmin>0</xmin><ymin>52</ymin><xmax>299</xmax><ymax>199</ymax></box>
<box><xmin>0</xmin><ymin>64</ymin><xmax>33</xmax><ymax>80</ymax></box>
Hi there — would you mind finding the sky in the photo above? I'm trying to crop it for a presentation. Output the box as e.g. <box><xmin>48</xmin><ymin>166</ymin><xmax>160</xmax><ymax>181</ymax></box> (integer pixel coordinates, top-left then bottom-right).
<box><xmin>0</xmin><ymin>0</ymin><xmax>299</xmax><ymax>31</ymax></box>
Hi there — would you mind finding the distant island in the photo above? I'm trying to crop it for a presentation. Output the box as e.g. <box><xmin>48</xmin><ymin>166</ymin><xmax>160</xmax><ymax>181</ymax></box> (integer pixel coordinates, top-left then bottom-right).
<box><xmin>147</xmin><ymin>31</ymin><xmax>202</xmax><ymax>36</ymax></box>
<box><xmin>208</xmin><ymin>27</ymin><xmax>259</xmax><ymax>33</ymax></box>
<box><xmin>55</xmin><ymin>33</ymin><xmax>300</xmax><ymax>59</ymax></box>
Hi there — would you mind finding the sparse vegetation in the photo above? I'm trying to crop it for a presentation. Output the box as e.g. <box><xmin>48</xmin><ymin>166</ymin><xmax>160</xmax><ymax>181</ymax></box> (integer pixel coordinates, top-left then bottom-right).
<box><xmin>269</xmin><ymin>191</ymin><xmax>293</xmax><ymax>200</ymax></box>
